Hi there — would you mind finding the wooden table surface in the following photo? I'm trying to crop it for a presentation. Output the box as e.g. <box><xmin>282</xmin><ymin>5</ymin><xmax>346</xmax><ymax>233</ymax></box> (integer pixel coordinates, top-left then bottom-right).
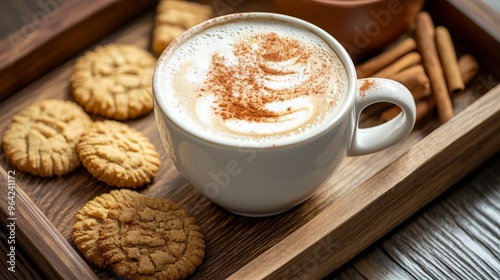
<box><xmin>1</xmin><ymin>1</ymin><xmax>499</xmax><ymax>279</ymax></box>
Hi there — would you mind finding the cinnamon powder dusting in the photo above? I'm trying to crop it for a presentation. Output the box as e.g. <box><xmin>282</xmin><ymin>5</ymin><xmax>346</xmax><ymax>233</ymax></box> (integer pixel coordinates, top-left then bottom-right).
<box><xmin>359</xmin><ymin>79</ymin><xmax>375</xmax><ymax>97</ymax></box>
<box><xmin>203</xmin><ymin>32</ymin><xmax>332</xmax><ymax>122</ymax></box>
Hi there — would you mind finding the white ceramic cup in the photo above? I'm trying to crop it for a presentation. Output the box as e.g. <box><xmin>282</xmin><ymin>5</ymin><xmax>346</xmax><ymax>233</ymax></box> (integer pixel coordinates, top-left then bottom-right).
<box><xmin>153</xmin><ymin>13</ymin><xmax>416</xmax><ymax>217</ymax></box>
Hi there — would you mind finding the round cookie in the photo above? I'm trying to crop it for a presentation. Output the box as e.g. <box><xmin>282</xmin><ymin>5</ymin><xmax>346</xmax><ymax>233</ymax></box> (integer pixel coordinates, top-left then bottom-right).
<box><xmin>2</xmin><ymin>99</ymin><xmax>92</xmax><ymax>177</ymax></box>
<box><xmin>72</xmin><ymin>189</ymin><xmax>141</xmax><ymax>268</ymax></box>
<box><xmin>98</xmin><ymin>196</ymin><xmax>205</xmax><ymax>279</ymax></box>
<box><xmin>77</xmin><ymin>120</ymin><xmax>160</xmax><ymax>188</ymax></box>
<box><xmin>152</xmin><ymin>0</ymin><xmax>213</xmax><ymax>56</ymax></box>
<box><xmin>70</xmin><ymin>44</ymin><xmax>156</xmax><ymax>120</ymax></box>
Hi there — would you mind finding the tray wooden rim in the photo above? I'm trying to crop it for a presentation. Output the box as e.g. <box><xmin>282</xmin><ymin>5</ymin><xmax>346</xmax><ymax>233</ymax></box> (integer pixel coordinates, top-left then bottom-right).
<box><xmin>0</xmin><ymin>0</ymin><xmax>499</xmax><ymax>279</ymax></box>
<box><xmin>0</xmin><ymin>0</ymin><xmax>157</xmax><ymax>102</ymax></box>
<box><xmin>0</xmin><ymin>168</ymin><xmax>98</xmax><ymax>279</ymax></box>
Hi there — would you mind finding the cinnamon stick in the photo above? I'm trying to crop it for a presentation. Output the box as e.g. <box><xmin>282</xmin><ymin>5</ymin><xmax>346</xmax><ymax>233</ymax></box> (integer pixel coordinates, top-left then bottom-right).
<box><xmin>387</xmin><ymin>65</ymin><xmax>428</xmax><ymax>88</ymax></box>
<box><xmin>379</xmin><ymin>106</ymin><xmax>402</xmax><ymax>123</ymax></box>
<box><xmin>413</xmin><ymin>55</ymin><xmax>478</xmax><ymax>121</ymax></box>
<box><xmin>414</xmin><ymin>11</ymin><xmax>454</xmax><ymax>124</ymax></box>
<box><xmin>371</xmin><ymin>52</ymin><xmax>421</xmax><ymax>78</ymax></box>
<box><xmin>356</xmin><ymin>38</ymin><xmax>417</xmax><ymax>78</ymax></box>
<box><xmin>457</xmin><ymin>54</ymin><xmax>479</xmax><ymax>84</ymax></box>
<box><xmin>415</xmin><ymin>97</ymin><xmax>437</xmax><ymax>122</ymax></box>
<box><xmin>387</xmin><ymin>65</ymin><xmax>431</xmax><ymax>100</ymax></box>
<box><xmin>436</xmin><ymin>26</ymin><xmax>464</xmax><ymax>94</ymax></box>
<box><xmin>379</xmin><ymin>96</ymin><xmax>436</xmax><ymax>123</ymax></box>
<box><xmin>409</xmin><ymin>82</ymin><xmax>432</xmax><ymax>101</ymax></box>
<box><xmin>380</xmin><ymin>54</ymin><xmax>479</xmax><ymax>123</ymax></box>
<box><xmin>378</xmin><ymin>83</ymin><xmax>432</xmax><ymax>122</ymax></box>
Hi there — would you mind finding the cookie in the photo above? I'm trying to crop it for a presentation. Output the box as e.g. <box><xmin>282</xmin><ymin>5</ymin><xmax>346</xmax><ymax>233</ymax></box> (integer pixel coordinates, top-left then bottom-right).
<box><xmin>77</xmin><ymin>120</ymin><xmax>160</xmax><ymax>188</ymax></box>
<box><xmin>98</xmin><ymin>196</ymin><xmax>205</xmax><ymax>279</ymax></box>
<box><xmin>152</xmin><ymin>0</ymin><xmax>213</xmax><ymax>56</ymax></box>
<box><xmin>72</xmin><ymin>189</ymin><xmax>141</xmax><ymax>268</ymax></box>
<box><xmin>2</xmin><ymin>99</ymin><xmax>92</xmax><ymax>177</ymax></box>
<box><xmin>70</xmin><ymin>44</ymin><xmax>156</xmax><ymax>120</ymax></box>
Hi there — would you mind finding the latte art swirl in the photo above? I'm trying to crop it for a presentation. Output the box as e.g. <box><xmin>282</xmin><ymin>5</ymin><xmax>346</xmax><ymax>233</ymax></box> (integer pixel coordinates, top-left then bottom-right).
<box><xmin>163</xmin><ymin>20</ymin><xmax>347</xmax><ymax>143</ymax></box>
<box><xmin>200</xmin><ymin>32</ymin><xmax>339</xmax><ymax>136</ymax></box>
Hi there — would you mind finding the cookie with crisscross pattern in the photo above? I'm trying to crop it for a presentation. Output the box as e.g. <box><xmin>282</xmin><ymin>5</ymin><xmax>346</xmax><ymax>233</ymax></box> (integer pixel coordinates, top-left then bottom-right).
<box><xmin>70</xmin><ymin>44</ymin><xmax>156</xmax><ymax>120</ymax></box>
<box><xmin>77</xmin><ymin>120</ymin><xmax>160</xmax><ymax>188</ymax></box>
<box><xmin>98</xmin><ymin>195</ymin><xmax>205</xmax><ymax>279</ymax></box>
<box><xmin>2</xmin><ymin>99</ymin><xmax>92</xmax><ymax>176</ymax></box>
<box><xmin>72</xmin><ymin>189</ymin><xmax>141</xmax><ymax>268</ymax></box>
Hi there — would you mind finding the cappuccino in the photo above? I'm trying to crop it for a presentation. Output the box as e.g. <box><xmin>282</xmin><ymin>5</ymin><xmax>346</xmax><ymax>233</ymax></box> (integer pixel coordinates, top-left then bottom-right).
<box><xmin>158</xmin><ymin>18</ymin><xmax>348</xmax><ymax>145</ymax></box>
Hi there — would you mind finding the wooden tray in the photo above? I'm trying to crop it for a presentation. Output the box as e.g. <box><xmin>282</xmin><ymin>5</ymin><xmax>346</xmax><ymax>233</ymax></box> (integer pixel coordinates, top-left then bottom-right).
<box><xmin>0</xmin><ymin>0</ymin><xmax>158</xmax><ymax>102</ymax></box>
<box><xmin>0</xmin><ymin>0</ymin><xmax>499</xmax><ymax>279</ymax></box>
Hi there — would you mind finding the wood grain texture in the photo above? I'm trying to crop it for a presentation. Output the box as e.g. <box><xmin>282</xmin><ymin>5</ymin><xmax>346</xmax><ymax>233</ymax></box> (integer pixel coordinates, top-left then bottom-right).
<box><xmin>0</xmin><ymin>0</ymin><xmax>44</xmax><ymax>38</ymax></box>
<box><xmin>0</xmin><ymin>168</ymin><xmax>98</xmax><ymax>279</ymax></box>
<box><xmin>1</xmin><ymin>229</ymin><xmax>45</xmax><ymax>280</ymax></box>
<box><xmin>0</xmin><ymin>0</ymin><xmax>157</xmax><ymax>102</ymax></box>
<box><xmin>331</xmin><ymin>156</ymin><xmax>500</xmax><ymax>279</ymax></box>
<box><xmin>0</xmin><ymin>0</ymin><xmax>498</xmax><ymax>279</ymax></box>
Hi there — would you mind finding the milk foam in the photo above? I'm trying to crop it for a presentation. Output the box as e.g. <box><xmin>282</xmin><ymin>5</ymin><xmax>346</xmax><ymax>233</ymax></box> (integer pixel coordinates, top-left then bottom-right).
<box><xmin>160</xmin><ymin>19</ymin><xmax>348</xmax><ymax>145</ymax></box>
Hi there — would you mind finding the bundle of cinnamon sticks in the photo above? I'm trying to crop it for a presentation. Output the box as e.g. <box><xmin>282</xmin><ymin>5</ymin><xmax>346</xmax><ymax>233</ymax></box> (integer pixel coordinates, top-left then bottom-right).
<box><xmin>356</xmin><ymin>11</ymin><xmax>479</xmax><ymax>124</ymax></box>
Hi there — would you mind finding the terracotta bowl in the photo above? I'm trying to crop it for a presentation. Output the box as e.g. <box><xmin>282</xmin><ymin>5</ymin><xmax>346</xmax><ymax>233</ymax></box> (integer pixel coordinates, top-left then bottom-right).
<box><xmin>271</xmin><ymin>0</ymin><xmax>424</xmax><ymax>60</ymax></box>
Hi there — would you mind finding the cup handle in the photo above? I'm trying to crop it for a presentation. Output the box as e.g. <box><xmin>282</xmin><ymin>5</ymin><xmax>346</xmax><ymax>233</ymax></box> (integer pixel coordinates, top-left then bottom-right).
<box><xmin>348</xmin><ymin>78</ymin><xmax>417</xmax><ymax>156</ymax></box>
